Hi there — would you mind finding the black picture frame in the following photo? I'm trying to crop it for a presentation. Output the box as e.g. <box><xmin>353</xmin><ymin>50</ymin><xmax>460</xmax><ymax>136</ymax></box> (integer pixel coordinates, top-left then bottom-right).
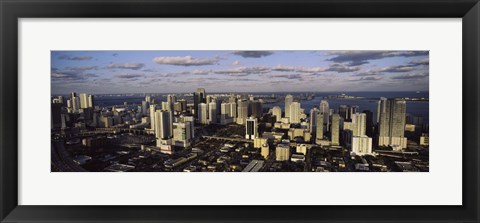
<box><xmin>1</xmin><ymin>0</ymin><xmax>479</xmax><ymax>222</ymax></box>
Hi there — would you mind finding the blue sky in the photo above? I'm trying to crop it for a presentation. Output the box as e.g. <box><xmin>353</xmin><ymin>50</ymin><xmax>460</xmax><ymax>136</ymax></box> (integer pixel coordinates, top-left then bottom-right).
<box><xmin>51</xmin><ymin>50</ymin><xmax>429</xmax><ymax>94</ymax></box>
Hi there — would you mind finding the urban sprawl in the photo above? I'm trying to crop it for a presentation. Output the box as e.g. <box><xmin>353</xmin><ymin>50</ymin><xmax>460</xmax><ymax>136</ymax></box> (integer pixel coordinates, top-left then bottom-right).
<box><xmin>51</xmin><ymin>89</ymin><xmax>429</xmax><ymax>172</ymax></box>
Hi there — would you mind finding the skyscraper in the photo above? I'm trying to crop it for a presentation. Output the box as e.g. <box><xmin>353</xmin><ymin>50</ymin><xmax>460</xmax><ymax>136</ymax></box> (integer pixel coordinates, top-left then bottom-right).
<box><xmin>70</xmin><ymin>92</ymin><xmax>80</xmax><ymax>113</ymax></box>
<box><xmin>79</xmin><ymin>93</ymin><xmax>89</xmax><ymax>109</ymax></box>
<box><xmin>87</xmin><ymin>95</ymin><xmax>94</xmax><ymax>108</ymax></box>
<box><xmin>348</xmin><ymin>106</ymin><xmax>359</xmax><ymax>120</ymax></box>
<box><xmin>194</xmin><ymin>88</ymin><xmax>206</xmax><ymax>118</ymax></box>
<box><xmin>378</xmin><ymin>98</ymin><xmax>407</xmax><ymax>149</ymax></box>
<box><xmin>208</xmin><ymin>102</ymin><xmax>217</xmax><ymax>124</ymax></box>
<box><xmin>141</xmin><ymin>101</ymin><xmax>149</xmax><ymax>115</ymax></box>
<box><xmin>236</xmin><ymin>99</ymin><xmax>248</xmax><ymax>125</ymax></box>
<box><xmin>351</xmin><ymin>113</ymin><xmax>367</xmax><ymax>137</ymax></box>
<box><xmin>363</xmin><ymin>110</ymin><xmax>374</xmax><ymax>137</ymax></box>
<box><xmin>70</xmin><ymin>92</ymin><xmax>77</xmax><ymax>102</ymax></box>
<box><xmin>272</xmin><ymin>106</ymin><xmax>282</xmax><ymax>122</ymax></box>
<box><xmin>155</xmin><ymin>110</ymin><xmax>173</xmax><ymax>141</ymax></box>
<box><xmin>230</xmin><ymin>102</ymin><xmax>237</xmax><ymax>122</ymax></box>
<box><xmin>221</xmin><ymin>103</ymin><xmax>231</xmax><ymax>117</ymax></box>
<box><xmin>162</xmin><ymin>101</ymin><xmax>173</xmax><ymax>112</ymax></box>
<box><xmin>251</xmin><ymin>101</ymin><xmax>263</xmax><ymax>118</ymax></box>
<box><xmin>284</xmin><ymin>94</ymin><xmax>293</xmax><ymax>118</ymax></box>
<box><xmin>331</xmin><ymin>114</ymin><xmax>340</xmax><ymax>145</ymax></box>
<box><xmin>51</xmin><ymin>102</ymin><xmax>62</xmax><ymax>130</ymax></box>
<box><xmin>319</xmin><ymin>100</ymin><xmax>330</xmax><ymax>131</ymax></box>
<box><xmin>198</xmin><ymin>103</ymin><xmax>209</xmax><ymax>124</ymax></box>
<box><xmin>309</xmin><ymin>107</ymin><xmax>318</xmax><ymax>134</ymax></box>
<box><xmin>338</xmin><ymin>105</ymin><xmax>348</xmax><ymax>120</ymax></box>
<box><xmin>149</xmin><ymin>104</ymin><xmax>156</xmax><ymax>131</ymax></box>
<box><xmin>289</xmin><ymin>102</ymin><xmax>301</xmax><ymax>124</ymax></box>
<box><xmin>315</xmin><ymin>113</ymin><xmax>324</xmax><ymax>143</ymax></box>
<box><xmin>220</xmin><ymin>103</ymin><xmax>233</xmax><ymax>124</ymax></box>
<box><xmin>181</xmin><ymin>116</ymin><xmax>195</xmax><ymax>139</ymax></box>
<box><xmin>245</xmin><ymin>117</ymin><xmax>258</xmax><ymax>140</ymax></box>
<box><xmin>350</xmin><ymin>112</ymin><xmax>373</xmax><ymax>155</ymax></box>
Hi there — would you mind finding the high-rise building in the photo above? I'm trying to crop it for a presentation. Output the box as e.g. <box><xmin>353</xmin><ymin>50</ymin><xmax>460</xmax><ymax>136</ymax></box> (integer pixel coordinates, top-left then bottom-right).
<box><xmin>220</xmin><ymin>102</ymin><xmax>234</xmax><ymax>124</ymax></box>
<box><xmin>230</xmin><ymin>102</ymin><xmax>237</xmax><ymax>122</ymax></box>
<box><xmin>173</xmin><ymin>121</ymin><xmax>193</xmax><ymax>148</ymax></box>
<box><xmin>141</xmin><ymin>101</ymin><xmax>149</xmax><ymax>115</ymax></box>
<box><xmin>289</xmin><ymin>102</ymin><xmax>301</xmax><ymax>124</ymax></box>
<box><xmin>194</xmin><ymin>88</ymin><xmax>206</xmax><ymax>118</ymax></box>
<box><xmin>319</xmin><ymin>100</ymin><xmax>330</xmax><ymax>131</ymax></box>
<box><xmin>363</xmin><ymin>110</ymin><xmax>374</xmax><ymax>137</ymax></box>
<box><xmin>309</xmin><ymin>107</ymin><xmax>318</xmax><ymax>134</ymax></box>
<box><xmin>236</xmin><ymin>99</ymin><xmax>248</xmax><ymax>125</ymax></box>
<box><xmin>340</xmin><ymin>105</ymin><xmax>359</xmax><ymax>121</ymax></box>
<box><xmin>145</xmin><ymin>95</ymin><xmax>152</xmax><ymax>104</ymax></box>
<box><xmin>245</xmin><ymin>117</ymin><xmax>258</xmax><ymax>139</ymax></box>
<box><xmin>272</xmin><ymin>106</ymin><xmax>282</xmax><ymax>122</ymax></box>
<box><xmin>208</xmin><ymin>102</ymin><xmax>217</xmax><ymax>124</ymax></box>
<box><xmin>331</xmin><ymin>114</ymin><xmax>340</xmax><ymax>145</ymax></box>
<box><xmin>378</xmin><ymin>98</ymin><xmax>407</xmax><ymax>149</ymax></box>
<box><xmin>338</xmin><ymin>105</ymin><xmax>348</xmax><ymax>120</ymax></box>
<box><xmin>351</xmin><ymin>113</ymin><xmax>367</xmax><ymax>137</ymax></box>
<box><xmin>69</xmin><ymin>92</ymin><xmax>80</xmax><ymax>113</ymax></box>
<box><xmin>155</xmin><ymin>110</ymin><xmax>173</xmax><ymax>142</ymax></box>
<box><xmin>180</xmin><ymin>116</ymin><xmax>195</xmax><ymax>139</ymax></box>
<box><xmin>70</xmin><ymin>92</ymin><xmax>77</xmax><ymax>101</ymax></box>
<box><xmin>347</xmin><ymin>112</ymin><xmax>373</xmax><ymax>154</ymax></box>
<box><xmin>352</xmin><ymin>136</ymin><xmax>373</xmax><ymax>155</ymax></box>
<box><xmin>315</xmin><ymin>113</ymin><xmax>324</xmax><ymax>143</ymax></box>
<box><xmin>51</xmin><ymin>102</ymin><xmax>62</xmax><ymax>130</ymax></box>
<box><xmin>162</xmin><ymin>101</ymin><xmax>173</xmax><ymax>112</ymax></box>
<box><xmin>198</xmin><ymin>103</ymin><xmax>209</xmax><ymax>125</ymax></box>
<box><xmin>179</xmin><ymin>100</ymin><xmax>187</xmax><ymax>113</ymax></box>
<box><xmin>149</xmin><ymin>105</ymin><xmax>157</xmax><ymax>131</ymax></box>
<box><xmin>87</xmin><ymin>95</ymin><xmax>94</xmax><ymax>108</ymax></box>
<box><xmin>79</xmin><ymin>93</ymin><xmax>89</xmax><ymax>109</ymax></box>
<box><xmin>284</xmin><ymin>94</ymin><xmax>294</xmax><ymax>118</ymax></box>
<box><xmin>251</xmin><ymin>101</ymin><xmax>263</xmax><ymax>118</ymax></box>
<box><xmin>221</xmin><ymin>103</ymin><xmax>231</xmax><ymax>117</ymax></box>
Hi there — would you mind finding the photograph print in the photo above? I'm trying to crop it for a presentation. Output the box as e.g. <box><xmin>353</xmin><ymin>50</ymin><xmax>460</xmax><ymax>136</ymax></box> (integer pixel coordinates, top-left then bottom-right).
<box><xmin>51</xmin><ymin>50</ymin><xmax>429</xmax><ymax>172</ymax></box>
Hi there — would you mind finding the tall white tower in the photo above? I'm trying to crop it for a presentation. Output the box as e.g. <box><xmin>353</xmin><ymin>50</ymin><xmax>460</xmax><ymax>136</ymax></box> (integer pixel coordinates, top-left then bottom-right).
<box><xmin>289</xmin><ymin>102</ymin><xmax>301</xmax><ymax>124</ymax></box>
<box><xmin>284</xmin><ymin>94</ymin><xmax>294</xmax><ymax>118</ymax></box>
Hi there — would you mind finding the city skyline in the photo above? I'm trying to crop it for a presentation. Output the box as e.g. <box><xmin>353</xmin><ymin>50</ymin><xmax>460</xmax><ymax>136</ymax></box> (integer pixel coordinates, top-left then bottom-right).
<box><xmin>51</xmin><ymin>50</ymin><xmax>429</xmax><ymax>94</ymax></box>
<box><xmin>51</xmin><ymin>50</ymin><xmax>429</xmax><ymax>172</ymax></box>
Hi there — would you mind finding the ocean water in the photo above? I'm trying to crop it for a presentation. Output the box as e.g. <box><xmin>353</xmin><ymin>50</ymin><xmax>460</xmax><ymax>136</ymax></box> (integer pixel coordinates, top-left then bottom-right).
<box><xmin>264</xmin><ymin>92</ymin><xmax>429</xmax><ymax>122</ymax></box>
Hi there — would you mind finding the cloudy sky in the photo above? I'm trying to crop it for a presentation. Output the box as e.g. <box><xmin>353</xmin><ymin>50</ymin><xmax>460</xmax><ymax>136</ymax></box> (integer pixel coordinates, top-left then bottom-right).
<box><xmin>51</xmin><ymin>50</ymin><xmax>429</xmax><ymax>94</ymax></box>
